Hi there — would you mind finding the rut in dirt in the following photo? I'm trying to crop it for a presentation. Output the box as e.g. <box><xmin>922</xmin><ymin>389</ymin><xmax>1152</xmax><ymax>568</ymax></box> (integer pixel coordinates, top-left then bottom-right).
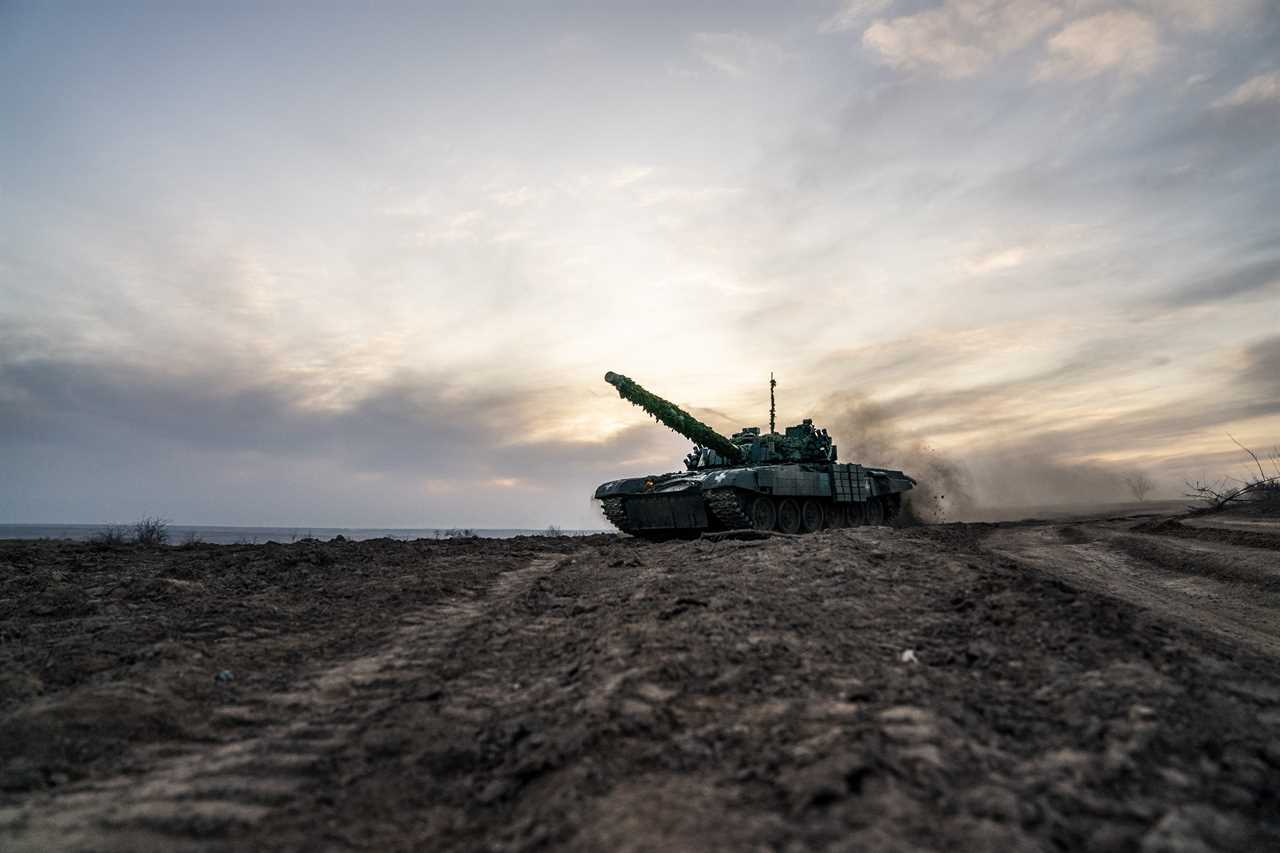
<box><xmin>0</xmin><ymin>555</ymin><xmax>566</xmax><ymax>853</ymax></box>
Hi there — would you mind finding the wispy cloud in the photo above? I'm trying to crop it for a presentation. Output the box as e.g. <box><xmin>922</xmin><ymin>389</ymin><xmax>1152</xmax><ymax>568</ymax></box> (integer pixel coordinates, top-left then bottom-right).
<box><xmin>1035</xmin><ymin>11</ymin><xmax>1162</xmax><ymax>81</ymax></box>
<box><xmin>1214</xmin><ymin>71</ymin><xmax>1280</xmax><ymax>108</ymax></box>
<box><xmin>607</xmin><ymin>165</ymin><xmax>656</xmax><ymax>189</ymax></box>
<box><xmin>818</xmin><ymin>0</ymin><xmax>893</xmax><ymax>35</ymax></box>
<box><xmin>1132</xmin><ymin>0</ymin><xmax>1268</xmax><ymax>33</ymax></box>
<box><xmin>690</xmin><ymin>31</ymin><xmax>786</xmax><ymax>78</ymax></box>
<box><xmin>1240</xmin><ymin>334</ymin><xmax>1280</xmax><ymax>398</ymax></box>
<box><xmin>1157</xmin><ymin>255</ymin><xmax>1280</xmax><ymax>309</ymax></box>
<box><xmin>962</xmin><ymin>246</ymin><xmax>1028</xmax><ymax>275</ymax></box>
<box><xmin>861</xmin><ymin>0</ymin><xmax>1064</xmax><ymax>78</ymax></box>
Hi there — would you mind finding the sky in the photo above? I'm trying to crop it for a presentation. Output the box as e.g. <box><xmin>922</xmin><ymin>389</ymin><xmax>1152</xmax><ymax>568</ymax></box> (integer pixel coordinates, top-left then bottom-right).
<box><xmin>2</xmin><ymin>0</ymin><xmax>1278</xmax><ymax>528</ymax></box>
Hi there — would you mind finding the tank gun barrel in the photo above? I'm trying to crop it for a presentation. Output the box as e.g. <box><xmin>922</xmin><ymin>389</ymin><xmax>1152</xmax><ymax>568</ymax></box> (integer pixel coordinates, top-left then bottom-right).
<box><xmin>604</xmin><ymin>371</ymin><xmax>744</xmax><ymax>463</ymax></box>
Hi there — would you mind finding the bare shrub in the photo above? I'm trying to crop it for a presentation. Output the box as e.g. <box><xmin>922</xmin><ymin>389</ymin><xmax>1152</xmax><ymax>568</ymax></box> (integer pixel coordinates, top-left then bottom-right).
<box><xmin>90</xmin><ymin>525</ymin><xmax>130</xmax><ymax>547</ymax></box>
<box><xmin>1124</xmin><ymin>471</ymin><xmax>1154</xmax><ymax>501</ymax></box>
<box><xmin>1185</xmin><ymin>435</ymin><xmax>1280</xmax><ymax>511</ymax></box>
<box><xmin>545</xmin><ymin>524</ymin><xmax>563</xmax><ymax>536</ymax></box>
<box><xmin>133</xmin><ymin>517</ymin><xmax>170</xmax><ymax>546</ymax></box>
<box><xmin>179</xmin><ymin>530</ymin><xmax>204</xmax><ymax>549</ymax></box>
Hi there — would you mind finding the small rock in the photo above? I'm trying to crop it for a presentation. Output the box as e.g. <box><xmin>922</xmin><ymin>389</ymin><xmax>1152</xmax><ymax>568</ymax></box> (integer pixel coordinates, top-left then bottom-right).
<box><xmin>1156</xmin><ymin>766</ymin><xmax>1193</xmax><ymax>788</ymax></box>
<box><xmin>1140</xmin><ymin>805</ymin><xmax>1249</xmax><ymax>853</ymax></box>
<box><xmin>1089</xmin><ymin>823</ymin><xmax>1143</xmax><ymax>853</ymax></box>
<box><xmin>214</xmin><ymin>670</ymin><xmax>235</xmax><ymax>684</ymax></box>
<box><xmin>476</xmin><ymin>779</ymin><xmax>510</xmax><ymax>805</ymax></box>
<box><xmin>900</xmin><ymin>649</ymin><xmax>919</xmax><ymax>664</ymax></box>
<box><xmin>879</xmin><ymin>706</ymin><xmax>937</xmax><ymax>743</ymax></box>
<box><xmin>962</xmin><ymin>784</ymin><xmax>1022</xmax><ymax>823</ymax></box>
<box><xmin>635</xmin><ymin>683</ymin><xmax>677</xmax><ymax>703</ymax></box>
<box><xmin>966</xmin><ymin>640</ymin><xmax>999</xmax><ymax>663</ymax></box>
<box><xmin>780</xmin><ymin>754</ymin><xmax>871</xmax><ymax>811</ymax></box>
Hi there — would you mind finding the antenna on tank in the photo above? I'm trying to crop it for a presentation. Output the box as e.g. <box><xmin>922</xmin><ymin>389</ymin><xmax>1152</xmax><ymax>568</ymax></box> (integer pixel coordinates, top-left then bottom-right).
<box><xmin>769</xmin><ymin>372</ymin><xmax>776</xmax><ymax>435</ymax></box>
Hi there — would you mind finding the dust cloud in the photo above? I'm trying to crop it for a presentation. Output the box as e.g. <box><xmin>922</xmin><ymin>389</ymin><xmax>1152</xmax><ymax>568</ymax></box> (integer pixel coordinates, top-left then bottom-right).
<box><xmin>821</xmin><ymin>395</ymin><xmax>1131</xmax><ymax>521</ymax></box>
<box><xmin>822</xmin><ymin>396</ymin><xmax>976</xmax><ymax>523</ymax></box>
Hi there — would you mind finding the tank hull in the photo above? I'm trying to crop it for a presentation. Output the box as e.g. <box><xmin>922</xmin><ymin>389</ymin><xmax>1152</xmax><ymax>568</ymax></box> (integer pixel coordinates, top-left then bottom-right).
<box><xmin>595</xmin><ymin>462</ymin><xmax>915</xmax><ymax>538</ymax></box>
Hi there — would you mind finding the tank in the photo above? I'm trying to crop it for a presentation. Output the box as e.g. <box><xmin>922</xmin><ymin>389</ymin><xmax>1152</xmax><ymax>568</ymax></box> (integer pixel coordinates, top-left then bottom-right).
<box><xmin>594</xmin><ymin>371</ymin><xmax>916</xmax><ymax>539</ymax></box>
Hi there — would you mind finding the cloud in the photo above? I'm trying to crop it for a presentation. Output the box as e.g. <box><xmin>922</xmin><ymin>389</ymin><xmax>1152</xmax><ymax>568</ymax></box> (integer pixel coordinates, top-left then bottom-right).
<box><xmin>1035</xmin><ymin>10</ymin><xmax>1162</xmax><ymax>81</ymax></box>
<box><xmin>608</xmin><ymin>165</ymin><xmax>656</xmax><ymax>189</ymax></box>
<box><xmin>1239</xmin><ymin>334</ymin><xmax>1280</xmax><ymax>399</ymax></box>
<box><xmin>1158</xmin><ymin>255</ymin><xmax>1280</xmax><ymax>309</ymax></box>
<box><xmin>0</xmin><ymin>349</ymin><xmax>689</xmax><ymax>527</ymax></box>
<box><xmin>819</xmin><ymin>0</ymin><xmax>894</xmax><ymax>34</ymax></box>
<box><xmin>962</xmin><ymin>246</ymin><xmax>1027</xmax><ymax>275</ymax></box>
<box><xmin>690</xmin><ymin>31</ymin><xmax>786</xmax><ymax>78</ymax></box>
<box><xmin>489</xmin><ymin>186</ymin><xmax>539</xmax><ymax>207</ymax></box>
<box><xmin>1214</xmin><ymin>71</ymin><xmax>1280</xmax><ymax>108</ymax></box>
<box><xmin>804</xmin><ymin>314</ymin><xmax>1275</xmax><ymax>444</ymax></box>
<box><xmin>852</xmin><ymin>2</ymin><xmax>1266</xmax><ymax>83</ymax></box>
<box><xmin>1132</xmin><ymin>0</ymin><xmax>1268</xmax><ymax>33</ymax></box>
<box><xmin>861</xmin><ymin>0</ymin><xmax>1065</xmax><ymax>78</ymax></box>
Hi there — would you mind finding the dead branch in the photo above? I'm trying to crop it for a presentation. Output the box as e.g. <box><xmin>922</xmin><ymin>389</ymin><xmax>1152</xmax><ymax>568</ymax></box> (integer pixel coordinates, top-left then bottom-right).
<box><xmin>1227</xmin><ymin>432</ymin><xmax>1268</xmax><ymax>483</ymax></box>
<box><xmin>1185</xmin><ymin>474</ymin><xmax>1280</xmax><ymax>511</ymax></box>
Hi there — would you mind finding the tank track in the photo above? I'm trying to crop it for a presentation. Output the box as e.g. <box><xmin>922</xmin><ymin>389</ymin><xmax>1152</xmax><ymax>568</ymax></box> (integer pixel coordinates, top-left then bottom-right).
<box><xmin>601</xmin><ymin>497</ymin><xmax>634</xmax><ymax>533</ymax></box>
<box><xmin>707</xmin><ymin>489</ymin><xmax>752</xmax><ymax>530</ymax></box>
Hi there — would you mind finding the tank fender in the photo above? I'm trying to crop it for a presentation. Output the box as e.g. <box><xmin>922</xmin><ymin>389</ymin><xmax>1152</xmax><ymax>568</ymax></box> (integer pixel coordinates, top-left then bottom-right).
<box><xmin>594</xmin><ymin>477</ymin><xmax>653</xmax><ymax>499</ymax></box>
<box><xmin>865</xmin><ymin>468</ymin><xmax>916</xmax><ymax>496</ymax></box>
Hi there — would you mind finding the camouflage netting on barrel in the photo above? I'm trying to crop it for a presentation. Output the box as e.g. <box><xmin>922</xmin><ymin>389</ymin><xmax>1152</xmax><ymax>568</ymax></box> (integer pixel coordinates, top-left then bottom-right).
<box><xmin>604</xmin><ymin>371</ymin><xmax>744</xmax><ymax>463</ymax></box>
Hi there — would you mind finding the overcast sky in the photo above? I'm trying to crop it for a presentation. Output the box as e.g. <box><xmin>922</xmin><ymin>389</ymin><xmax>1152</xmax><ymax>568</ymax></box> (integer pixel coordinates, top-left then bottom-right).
<box><xmin>3</xmin><ymin>0</ymin><xmax>1278</xmax><ymax>527</ymax></box>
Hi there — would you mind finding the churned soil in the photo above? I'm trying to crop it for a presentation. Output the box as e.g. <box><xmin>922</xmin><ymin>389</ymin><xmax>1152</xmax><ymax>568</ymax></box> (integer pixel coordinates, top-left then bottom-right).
<box><xmin>2</xmin><ymin>515</ymin><xmax>1279</xmax><ymax>852</ymax></box>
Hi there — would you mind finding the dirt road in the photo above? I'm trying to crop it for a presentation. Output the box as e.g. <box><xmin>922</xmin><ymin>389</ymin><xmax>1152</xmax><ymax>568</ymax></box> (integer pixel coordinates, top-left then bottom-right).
<box><xmin>2</xmin><ymin>518</ymin><xmax>1278</xmax><ymax>851</ymax></box>
<box><xmin>987</xmin><ymin>519</ymin><xmax>1280</xmax><ymax>658</ymax></box>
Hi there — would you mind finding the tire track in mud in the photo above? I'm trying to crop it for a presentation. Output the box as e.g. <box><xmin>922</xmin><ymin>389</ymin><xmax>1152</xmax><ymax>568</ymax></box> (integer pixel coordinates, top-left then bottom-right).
<box><xmin>0</xmin><ymin>554</ymin><xmax>567</xmax><ymax>853</ymax></box>
<box><xmin>986</xmin><ymin>526</ymin><xmax>1280</xmax><ymax>658</ymax></box>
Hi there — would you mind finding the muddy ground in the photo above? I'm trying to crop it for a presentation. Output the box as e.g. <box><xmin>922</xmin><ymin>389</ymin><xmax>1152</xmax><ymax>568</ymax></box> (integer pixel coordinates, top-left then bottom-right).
<box><xmin>2</xmin><ymin>508</ymin><xmax>1279</xmax><ymax>852</ymax></box>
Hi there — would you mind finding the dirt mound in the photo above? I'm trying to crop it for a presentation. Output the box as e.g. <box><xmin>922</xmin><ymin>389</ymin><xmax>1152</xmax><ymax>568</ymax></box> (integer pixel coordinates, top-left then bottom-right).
<box><xmin>2</xmin><ymin>529</ymin><xmax>1279</xmax><ymax>851</ymax></box>
<box><xmin>1134</xmin><ymin>517</ymin><xmax>1280</xmax><ymax>552</ymax></box>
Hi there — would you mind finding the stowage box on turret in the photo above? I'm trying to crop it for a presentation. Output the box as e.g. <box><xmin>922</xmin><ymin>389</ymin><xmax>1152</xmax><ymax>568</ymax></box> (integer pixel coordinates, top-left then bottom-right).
<box><xmin>594</xmin><ymin>371</ymin><xmax>916</xmax><ymax>539</ymax></box>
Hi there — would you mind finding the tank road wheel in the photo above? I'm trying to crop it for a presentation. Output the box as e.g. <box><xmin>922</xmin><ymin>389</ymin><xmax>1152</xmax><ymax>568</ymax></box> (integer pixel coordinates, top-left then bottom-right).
<box><xmin>748</xmin><ymin>495</ymin><xmax>777</xmax><ymax>531</ymax></box>
<box><xmin>831</xmin><ymin>502</ymin><xmax>851</xmax><ymax>528</ymax></box>
<box><xmin>865</xmin><ymin>497</ymin><xmax>886</xmax><ymax>526</ymax></box>
<box><xmin>801</xmin><ymin>499</ymin><xmax>824</xmax><ymax>534</ymax></box>
<box><xmin>777</xmin><ymin>498</ymin><xmax>802</xmax><ymax>534</ymax></box>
